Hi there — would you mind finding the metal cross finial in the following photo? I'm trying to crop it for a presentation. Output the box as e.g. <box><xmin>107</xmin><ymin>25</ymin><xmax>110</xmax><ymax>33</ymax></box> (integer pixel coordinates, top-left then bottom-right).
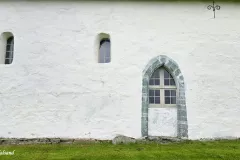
<box><xmin>207</xmin><ymin>1</ymin><xmax>221</xmax><ymax>18</ymax></box>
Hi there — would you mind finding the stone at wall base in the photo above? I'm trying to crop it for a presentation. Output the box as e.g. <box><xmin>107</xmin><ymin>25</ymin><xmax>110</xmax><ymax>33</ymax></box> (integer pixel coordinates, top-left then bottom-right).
<box><xmin>0</xmin><ymin>138</ymin><xmax>110</xmax><ymax>145</ymax></box>
<box><xmin>112</xmin><ymin>135</ymin><xmax>136</xmax><ymax>145</ymax></box>
<box><xmin>0</xmin><ymin>136</ymin><xmax>239</xmax><ymax>145</ymax></box>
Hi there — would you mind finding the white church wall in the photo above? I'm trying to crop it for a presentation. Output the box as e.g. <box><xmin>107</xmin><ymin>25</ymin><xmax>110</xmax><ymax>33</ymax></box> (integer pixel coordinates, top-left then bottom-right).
<box><xmin>0</xmin><ymin>1</ymin><xmax>239</xmax><ymax>140</ymax></box>
<box><xmin>148</xmin><ymin>108</ymin><xmax>177</xmax><ymax>137</ymax></box>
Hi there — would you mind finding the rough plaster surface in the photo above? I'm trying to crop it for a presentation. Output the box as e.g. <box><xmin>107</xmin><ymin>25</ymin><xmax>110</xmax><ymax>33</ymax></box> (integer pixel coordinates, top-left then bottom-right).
<box><xmin>148</xmin><ymin>108</ymin><xmax>177</xmax><ymax>137</ymax></box>
<box><xmin>0</xmin><ymin>1</ymin><xmax>240</xmax><ymax>140</ymax></box>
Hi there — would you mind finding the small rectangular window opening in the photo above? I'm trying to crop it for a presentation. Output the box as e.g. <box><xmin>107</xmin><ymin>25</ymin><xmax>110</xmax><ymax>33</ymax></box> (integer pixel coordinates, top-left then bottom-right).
<box><xmin>98</xmin><ymin>33</ymin><xmax>111</xmax><ymax>63</ymax></box>
<box><xmin>5</xmin><ymin>36</ymin><xmax>14</xmax><ymax>64</ymax></box>
<box><xmin>99</xmin><ymin>38</ymin><xmax>110</xmax><ymax>63</ymax></box>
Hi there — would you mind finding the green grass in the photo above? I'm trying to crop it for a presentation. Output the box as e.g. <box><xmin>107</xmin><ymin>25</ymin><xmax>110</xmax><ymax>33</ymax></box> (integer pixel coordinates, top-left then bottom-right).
<box><xmin>0</xmin><ymin>140</ymin><xmax>239</xmax><ymax>160</ymax></box>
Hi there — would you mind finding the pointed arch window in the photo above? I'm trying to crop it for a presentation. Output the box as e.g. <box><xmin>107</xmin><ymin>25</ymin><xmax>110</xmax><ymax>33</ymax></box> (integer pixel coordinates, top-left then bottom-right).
<box><xmin>99</xmin><ymin>38</ymin><xmax>110</xmax><ymax>63</ymax></box>
<box><xmin>149</xmin><ymin>67</ymin><xmax>177</xmax><ymax>107</ymax></box>
<box><xmin>5</xmin><ymin>36</ymin><xmax>14</xmax><ymax>64</ymax></box>
<box><xmin>142</xmin><ymin>56</ymin><xmax>188</xmax><ymax>138</ymax></box>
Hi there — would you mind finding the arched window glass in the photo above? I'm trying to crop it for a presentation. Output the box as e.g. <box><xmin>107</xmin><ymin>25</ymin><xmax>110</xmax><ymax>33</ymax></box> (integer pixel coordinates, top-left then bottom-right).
<box><xmin>5</xmin><ymin>36</ymin><xmax>14</xmax><ymax>64</ymax></box>
<box><xmin>99</xmin><ymin>39</ymin><xmax>110</xmax><ymax>63</ymax></box>
<box><xmin>149</xmin><ymin>67</ymin><xmax>177</xmax><ymax>106</ymax></box>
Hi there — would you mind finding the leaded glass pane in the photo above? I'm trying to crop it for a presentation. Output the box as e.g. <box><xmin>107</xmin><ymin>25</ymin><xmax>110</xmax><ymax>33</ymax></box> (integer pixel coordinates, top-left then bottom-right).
<box><xmin>164</xmin><ymin>69</ymin><xmax>175</xmax><ymax>86</ymax></box>
<box><xmin>164</xmin><ymin>70</ymin><xmax>170</xmax><ymax>78</ymax></box>
<box><xmin>154</xmin><ymin>79</ymin><xmax>160</xmax><ymax>85</ymax></box>
<box><xmin>170</xmin><ymin>79</ymin><xmax>175</xmax><ymax>85</ymax></box>
<box><xmin>5</xmin><ymin>36</ymin><xmax>14</xmax><ymax>64</ymax></box>
<box><xmin>165</xmin><ymin>90</ymin><xmax>170</xmax><ymax>96</ymax></box>
<box><xmin>155</xmin><ymin>90</ymin><xmax>160</xmax><ymax>96</ymax></box>
<box><xmin>164</xmin><ymin>90</ymin><xmax>177</xmax><ymax>104</ymax></box>
<box><xmin>155</xmin><ymin>97</ymin><xmax>160</xmax><ymax>104</ymax></box>
<box><xmin>99</xmin><ymin>39</ymin><xmax>110</xmax><ymax>63</ymax></box>
<box><xmin>171</xmin><ymin>97</ymin><xmax>176</xmax><ymax>104</ymax></box>
<box><xmin>164</xmin><ymin>79</ymin><xmax>169</xmax><ymax>85</ymax></box>
<box><xmin>149</xmin><ymin>69</ymin><xmax>160</xmax><ymax>86</ymax></box>
<box><xmin>149</xmin><ymin>79</ymin><xmax>154</xmax><ymax>85</ymax></box>
<box><xmin>148</xmin><ymin>89</ymin><xmax>161</xmax><ymax>104</ymax></box>
<box><xmin>165</xmin><ymin>97</ymin><xmax>170</xmax><ymax>104</ymax></box>
<box><xmin>149</xmin><ymin>97</ymin><xmax>154</xmax><ymax>104</ymax></box>
<box><xmin>149</xmin><ymin>90</ymin><xmax>154</xmax><ymax>96</ymax></box>
<box><xmin>171</xmin><ymin>90</ymin><xmax>176</xmax><ymax>96</ymax></box>
<box><xmin>6</xmin><ymin>45</ymin><xmax>11</xmax><ymax>51</ymax></box>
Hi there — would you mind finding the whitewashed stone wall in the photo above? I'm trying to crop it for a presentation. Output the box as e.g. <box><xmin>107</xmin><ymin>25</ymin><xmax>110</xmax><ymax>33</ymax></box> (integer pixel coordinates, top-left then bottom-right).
<box><xmin>0</xmin><ymin>1</ymin><xmax>239</xmax><ymax>140</ymax></box>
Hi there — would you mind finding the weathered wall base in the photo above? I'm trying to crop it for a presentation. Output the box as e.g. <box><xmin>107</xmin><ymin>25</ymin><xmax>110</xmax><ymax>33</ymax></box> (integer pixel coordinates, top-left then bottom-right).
<box><xmin>1</xmin><ymin>136</ymin><xmax>239</xmax><ymax>145</ymax></box>
<box><xmin>0</xmin><ymin>138</ymin><xmax>111</xmax><ymax>145</ymax></box>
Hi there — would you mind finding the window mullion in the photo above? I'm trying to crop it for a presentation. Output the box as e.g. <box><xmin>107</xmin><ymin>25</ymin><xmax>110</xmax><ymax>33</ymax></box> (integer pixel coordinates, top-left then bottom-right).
<box><xmin>160</xmin><ymin>89</ymin><xmax>164</xmax><ymax>106</ymax></box>
<box><xmin>160</xmin><ymin>68</ymin><xmax>164</xmax><ymax>87</ymax></box>
<box><xmin>160</xmin><ymin>68</ymin><xmax>165</xmax><ymax>106</ymax></box>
